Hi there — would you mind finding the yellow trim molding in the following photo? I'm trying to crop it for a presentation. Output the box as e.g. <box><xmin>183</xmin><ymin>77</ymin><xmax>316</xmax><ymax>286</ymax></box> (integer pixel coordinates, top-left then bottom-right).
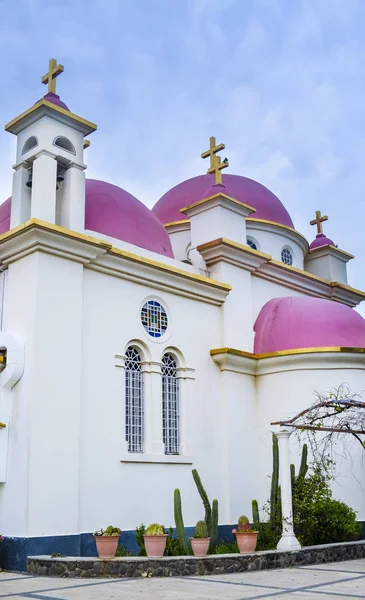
<box><xmin>246</xmin><ymin>217</ymin><xmax>309</xmax><ymax>247</ymax></box>
<box><xmin>0</xmin><ymin>422</ymin><xmax>6</xmax><ymax>428</ymax></box>
<box><xmin>308</xmin><ymin>244</ymin><xmax>354</xmax><ymax>259</ymax></box>
<box><xmin>0</xmin><ymin>219</ymin><xmax>231</xmax><ymax>293</ymax></box>
<box><xmin>164</xmin><ymin>219</ymin><xmax>190</xmax><ymax>228</ymax></box>
<box><xmin>197</xmin><ymin>237</ymin><xmax>271</xmax><ymax>260</ymax></box>
<box><xmin>5</xmin><ymin>100</ymin><xmax>97</xmax><ymax>134</ymax></box>
<box><xmin>180</xmin><ymin>193</ymin><xmax>256</xmax><ymax>215</ymax></box>
<box><xmin>210</xmin><ymin>346</ymin><xmax>365</xmax><ymax>360</ymax></box>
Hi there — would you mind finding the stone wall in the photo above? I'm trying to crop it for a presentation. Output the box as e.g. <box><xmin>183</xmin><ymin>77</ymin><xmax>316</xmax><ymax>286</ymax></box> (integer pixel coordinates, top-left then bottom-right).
<box><xmin>27</xmin><ymin>540</ymin><xmax>365</xmax><ymax>579</ymax></box>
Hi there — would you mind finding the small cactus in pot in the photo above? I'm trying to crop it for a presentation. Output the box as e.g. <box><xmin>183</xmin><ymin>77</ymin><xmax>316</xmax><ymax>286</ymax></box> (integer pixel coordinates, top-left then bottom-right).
<box><xmin>143</xmin><ymin>524</ymin><xmax>168</xmax><ymax>558</ymax></box>
<box><xmin>93</xmin><ymin>525</ymin><xmax>121</xmax><ymax>559</ymax></box>
<box><xmin>232</xmin><ymin>515</ymin><xmax>258</xmax><ymax>554</ymax></box>
<box><xmin>190</xmin><ymin>520</ymin><xmax>210</xmax><ymax>557</ymax></box>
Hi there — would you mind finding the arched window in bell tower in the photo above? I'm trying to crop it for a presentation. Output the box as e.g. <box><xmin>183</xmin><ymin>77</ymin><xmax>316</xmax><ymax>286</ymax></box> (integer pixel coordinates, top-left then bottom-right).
<box><xmin>53</xmin><ymin>136</ymin><xmax>76</xmax><ymax>154</ymax></box>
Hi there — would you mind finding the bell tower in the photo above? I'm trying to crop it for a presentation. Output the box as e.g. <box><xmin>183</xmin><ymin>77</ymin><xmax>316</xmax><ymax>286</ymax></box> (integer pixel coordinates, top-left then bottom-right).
<box><xmin>5</xmin><ymin>58</ymin><xmax>96</xmax><ymax>232</ymax></box>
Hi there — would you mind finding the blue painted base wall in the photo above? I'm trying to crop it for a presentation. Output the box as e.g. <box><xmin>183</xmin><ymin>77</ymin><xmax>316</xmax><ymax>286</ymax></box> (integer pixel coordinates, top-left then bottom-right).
<box><xmin>0</xmin><ymin>525</ymin><xmax>235</xmax><ymax>572</ymax></box>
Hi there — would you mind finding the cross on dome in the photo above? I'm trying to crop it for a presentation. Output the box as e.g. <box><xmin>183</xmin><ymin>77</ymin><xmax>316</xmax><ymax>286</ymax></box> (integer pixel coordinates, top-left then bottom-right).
<box><xmin>41</xmin><ymin>58</ymin><xmax>64</xmax><ymax>95</ymax></box>
<box><xmin>201</xmin><ymin>136</ymin><xmax>229</xmax><ymax>185</ymax></box>
<box><xmin>310</xmin><ymin>210</ymin><xmax>328</xmax><ymax>235</ymax></box>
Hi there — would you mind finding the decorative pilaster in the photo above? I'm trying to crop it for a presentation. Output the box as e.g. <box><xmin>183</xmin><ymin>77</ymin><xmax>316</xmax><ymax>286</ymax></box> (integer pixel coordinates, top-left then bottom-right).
<box><xmin>60</xmin><ymin>163</ymin><xmax>86</xmax><ymax>231</ymax></box>
<box><xmin>31</xmin><ymin>151</ymin><xmax>57</xmax><ymax>223</ymax></box>
<box><xmin>272</xmin><ymin>426</ymin><xmax>301</xmax><ymax>551</ymax></box>
<box><xmin>10</xmin><ymin>162</ymin><xmax>31</xmax><ymax>228</ymax></box>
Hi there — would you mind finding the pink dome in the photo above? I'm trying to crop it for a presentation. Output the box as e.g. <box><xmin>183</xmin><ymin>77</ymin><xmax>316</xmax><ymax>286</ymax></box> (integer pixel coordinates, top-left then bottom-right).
<box><xmin>309</xmin><ymin>233</ymin><xmax>335</xmax><ymax>250</ymax></box>
<box><xmin>152</xmin><ymin>173</ymin><xmax>294</xmax><ymax>228</ymax></box>
<box><xmin>38</xmin><ymin>92</ymin><xmax>70</xmax><ymax>111</ymax></box>
<box><xmin>254</xmin><ymin>297</ymin><xmax>365</xmax><ymax>354</ymax></box>
<box><xmin>0</xmin><ymin>180</ymin><xmax>173</xmax><ymax>258</ymax></box>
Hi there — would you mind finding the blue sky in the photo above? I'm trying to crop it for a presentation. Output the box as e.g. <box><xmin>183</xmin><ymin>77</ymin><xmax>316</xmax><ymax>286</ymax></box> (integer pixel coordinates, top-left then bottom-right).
<box><xmin>1</xmin><ymin>0</ymin><xmax>365</xmax><ymax>296</ymax></box>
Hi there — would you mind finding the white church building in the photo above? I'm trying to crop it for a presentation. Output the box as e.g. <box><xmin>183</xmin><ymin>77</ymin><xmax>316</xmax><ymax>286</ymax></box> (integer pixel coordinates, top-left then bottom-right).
<box><xmin>1</xmin><ymin>59</ymin><xmax>365</xmax><ymax>569</ymax></box>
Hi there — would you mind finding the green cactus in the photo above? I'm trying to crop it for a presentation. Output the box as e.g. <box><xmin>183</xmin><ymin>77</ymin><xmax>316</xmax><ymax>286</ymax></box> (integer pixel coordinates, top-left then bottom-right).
<box><xmin>192</xmin><ymin>469</ymin><xmax>212</xmax><ymax>536</ymax></box>
<box><xmin>209</xmin><ymin>498</ymin><xmax>219</xmax><ymax>553</ymax></box>
<box><xmin>252</xmin><ymin>499</ymin><xmax>260</xmax><ymax>528</ymax></box>
<box><xmin>145</xmin><ymin>523</ymin><xmax>165</xmax><ymax>536</ymax></box>
<box><xmin>174</xmin><ymin>488</ymin><xmax>187</xmax><ymax>551</ymax></box>
<box><xmin>290</xmin><ymin>463</ymin><xmax>296</xmax><ymax>487</ymax></box>
<box><xmin>270</xmin><ymin>434</ymin><xmax>279</xmax><ymax>527</ymax></box>
<box><xmin>298</xmin><ymin>443</ymin><xmax>308</xmax><ymax>480</ymax></box>
<box><xmin>195</xmin><ymin>520</ymin><xmax>208</xmax><ymax>538</ymax></box>
<box><xmin>237</xmin><ymin>515</ymin><xmax>251</xmax><ymax>532</ymax></box>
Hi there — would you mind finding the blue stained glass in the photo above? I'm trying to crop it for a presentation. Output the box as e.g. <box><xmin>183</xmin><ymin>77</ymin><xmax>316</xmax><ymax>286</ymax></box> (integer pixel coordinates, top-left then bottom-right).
<box><xmin>141</xmin><ymin>300</ymin><xmax>168</xmax><ymax>338</ymax></box>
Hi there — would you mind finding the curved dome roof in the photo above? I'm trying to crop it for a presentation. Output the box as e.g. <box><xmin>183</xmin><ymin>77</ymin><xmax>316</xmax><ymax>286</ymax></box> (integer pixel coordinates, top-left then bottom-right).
<box><xmin>37</xmin><ymin>92</ymin><xmax>70</xmax><ymax>111</ymax></box>
<box><xmin>254</xmin><ymin>296</ymin><xmax>365</xmax><ymax>354</ymax></box>
<box><xmin>309</xmin><ymin>233</ymin><xmax>335</xmax><ymax>250</ymax></box>
<box><xmin>152</xmin><ymin>173</ymin><xmax>294</xmax><ymax>228</ymax></box>
<box><xmin>0</xmin><ymin>179</ymin><xmax>173</xmax><ymax>258</ymax></box>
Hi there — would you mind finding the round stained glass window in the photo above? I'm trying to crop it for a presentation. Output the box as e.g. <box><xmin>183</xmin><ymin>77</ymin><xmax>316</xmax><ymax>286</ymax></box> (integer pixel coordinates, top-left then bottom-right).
<box><xmin>141</xmin><ymin>300</ymin><xmax>168</xmax><ymax>338</ymax></box>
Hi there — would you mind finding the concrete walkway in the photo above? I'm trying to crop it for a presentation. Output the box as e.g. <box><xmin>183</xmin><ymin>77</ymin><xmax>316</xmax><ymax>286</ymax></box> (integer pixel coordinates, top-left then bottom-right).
<box><xmin>1</xmin><ymin>559</ymin><xmax>365</xmax><ymax>599</ymax></box>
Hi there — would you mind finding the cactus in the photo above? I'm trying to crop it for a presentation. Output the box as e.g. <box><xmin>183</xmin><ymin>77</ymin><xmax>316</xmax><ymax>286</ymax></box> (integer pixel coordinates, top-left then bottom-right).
<box><xmin>270</xmin><ymin>434</ymin><xmax>279</xmax><ymax>527</ymax></box>
<box><xmin>174</xmin><ymin>488</ymin><xmax>187</xmax><ymax>551</ymax></box>
<box><xmin>195</xmin><ymin>520</ymin><xmax>208</xmax><ymax>538</ymax></box>
<box><xmin>209</xmin><ymin>498</ymin><xmax>219</xmax><ymax>553</ymax></box>
<box><xmin>298</xmin><ymin>443</ymin><xmax>308</xmax><ymax>480</ymax></box>
<box><xmin>145</xmin><ymin>523</ymin><xmax>165</xmax><ymax>536</ymax></box>
<box><xmin>290</xmin><ymin>463</ymin><xmax>296</xmax><ymax>487</ymax></box>
<box><xmin>237</xmin><ymin>515</ymin><xmax>251</xmax><ymax>532</ymax></box>
<box><xmin>252</xmin><ymin>499</ymin><xmax>260</xmax><ymax>528</ymax></box>
<box><xmin>192</xmin><ymin>469</ymin><xmax>212</xmax><ymax>536</ymax></box>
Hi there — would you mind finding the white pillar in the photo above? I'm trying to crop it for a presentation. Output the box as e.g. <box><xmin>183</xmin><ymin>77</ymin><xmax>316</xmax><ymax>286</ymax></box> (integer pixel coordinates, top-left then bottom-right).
<box><xmin>31</xmin><ymin>151</ymin><xmax>57</xmax><ymax>223</ymax></box>
<box><xmin>147</xmin><ymin>362</ymin><xmax>165</xmax><ymax>455</ymax></box>
<box><xmin>59</xmin><ymin>163</ymin><xmax>86</xmax><ymax>231</ymax></box>
<box><xmin>10</xmin><ymin>162</ymin><xmax>31</xmax><ymax>228</ymax></box>
<box><xmin>273</xmin><ymin>426</ymin><xmax>301</xmax><ymax>551</ymax></box>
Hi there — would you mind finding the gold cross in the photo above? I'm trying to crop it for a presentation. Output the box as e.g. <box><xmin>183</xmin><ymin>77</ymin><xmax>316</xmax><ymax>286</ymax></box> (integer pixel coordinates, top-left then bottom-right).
<box><xmin>201</xmin><ymin>136</ymin><xmax>229</xmax><ymax>185</ymax></box>
<box><xmin>41</xmin><ymin>58</ymin><xmax>64</xmax><ymax>94</ymax></box>
<box><xmin>310</xmin><ymin>210</ymin><xmax>328</xmax><ymax>234</ymax></box>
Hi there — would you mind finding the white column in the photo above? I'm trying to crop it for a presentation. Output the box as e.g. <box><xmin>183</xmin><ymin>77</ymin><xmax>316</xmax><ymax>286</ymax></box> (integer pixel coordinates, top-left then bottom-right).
<box><xmin>176</xmin><ymin>367</ymin><xmax>195</xmax><ymax>456</ymax></box>
<box><xmin>143</xmin><ymin>361</ymin><xmax>165</xmax><ymax>455</ymax></box>
<box><xmin>10</xmin><ymin>162</ymin><xmax>31</xmax><ymax>228</ymax></box>
<box><xmin>273</xmin><ymin>426</ymin><xmax>301</xmax><ymax>551</ymax></box>
<box><xmin>31</xmin><ymin>151</ymin><xmax>57</xmax><ymax>223</ymax></box>
<box><xmin>59</xmin><ymin>163</ymin><xmax>86</xmax><ymax>231</ymax></box>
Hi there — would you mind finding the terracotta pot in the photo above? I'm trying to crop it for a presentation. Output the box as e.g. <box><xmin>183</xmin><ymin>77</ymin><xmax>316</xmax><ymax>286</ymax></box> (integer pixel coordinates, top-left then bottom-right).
<box><xmin>190</xmin><ymin>537</ymin><xmax>211</xmax><ymax>557</ymax></box>
<box><xmin>94</xmin><ymin>535</ymin><xmax>119</xmax><ymax>559</ymax></box>
<box><xmin>235</xmin><ymin>531</ymin><xmax>258</xmax><ymax>554</ymax></box>
<box><xmin>143</xmin><ymin>534</ymin><xmax>168</xmax><ymax>558</ymax></box>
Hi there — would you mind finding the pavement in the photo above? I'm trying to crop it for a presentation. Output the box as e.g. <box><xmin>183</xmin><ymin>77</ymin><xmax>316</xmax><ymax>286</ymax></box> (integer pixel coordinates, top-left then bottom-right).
<box><xmin>1</xmin><ymin>559</ymin><xmax>365</xmax><ymax>599</ymax></box>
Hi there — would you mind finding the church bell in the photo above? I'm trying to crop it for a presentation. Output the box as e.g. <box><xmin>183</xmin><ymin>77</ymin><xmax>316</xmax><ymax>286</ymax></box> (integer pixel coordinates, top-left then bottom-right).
<box><xmin>25</xmin><ymin>168</ymin><xmax>33</xmax><ymax>188</ymax></box>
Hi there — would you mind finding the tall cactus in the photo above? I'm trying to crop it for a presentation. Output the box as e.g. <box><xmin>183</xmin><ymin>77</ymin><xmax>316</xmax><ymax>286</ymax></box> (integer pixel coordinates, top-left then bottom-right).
<box><xmin>298</xmin><ymin>443</ymin><xmax>308</xmax><ymax>480</ymax></box>
<box><xmin>192</xmin><ymin>469</ymin><xmax>212</xmax><ymax>536</ymax></box>
<box><xmin>252</xmin><ymin>499</ymin><xmax>260</xmax><ymax>528</ymax></box>
<box><xmin>209</xmin><ymin>498</ymin><xmax>219</xmax><ymax>553</ymax></box>
<box><xmin>270</xmin><ymin>433</ymin><xmax>279</xmax><ymax>527</ymax></box>
<box><xmin>174</xmin><ymin>488</ymin><xmax>187</xmax><ymax>551</ymax></box>
<box><xmin>290</xmin><ymin>463</ymin><xmax>296</xmax><ymax>487</ymax></box>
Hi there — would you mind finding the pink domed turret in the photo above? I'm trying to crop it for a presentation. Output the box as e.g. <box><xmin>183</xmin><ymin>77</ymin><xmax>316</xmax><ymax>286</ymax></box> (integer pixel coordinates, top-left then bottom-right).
<box><xmin>153</xmin><ymin>173</ymin><xmax>294</xmax><ymax>228</ymax></box>
<box><xmin>309</xmin><ymin>233</ymin><xmax>335</xmax><ymax>250</ymax></box>
<box><xmin>41</xmin><ymin>92</ymin><xmax>70</xmax><ymax>111</ymax></box>
<box><xmin>0</xmin><ymin>180</ymin><xmax>174</xmax><ymax>258</ymax></box>
<box><xmin>254</xmin><ymin>297</ymin><xmax>365</xmax><ymax>353</ymax></box>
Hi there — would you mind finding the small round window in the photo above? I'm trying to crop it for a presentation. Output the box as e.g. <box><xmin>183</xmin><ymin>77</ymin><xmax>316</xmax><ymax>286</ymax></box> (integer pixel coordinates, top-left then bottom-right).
<box><xmin>247</xmin><ymin>237</ymin><xmax>258</xmax><ymax>250</ymax></box>
<box><xmin>141</xmin><ymin>300</ymin><xmax>168</xmax><ymax>338</ymax></box>
<box><xmin>281</xmin><ymin>247</ymin><xmax>293</xmax><ymax>265</ymax></box>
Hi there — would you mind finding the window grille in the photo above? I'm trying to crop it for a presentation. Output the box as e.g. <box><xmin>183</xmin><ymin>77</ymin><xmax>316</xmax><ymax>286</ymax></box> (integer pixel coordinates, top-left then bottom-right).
<box><xmin>125</xmin><ymin>347</ymin><xmax>144</xmax><ymax>453</ymax></box>
<box><xmin>162</xmin><ymin>354</ymin><xmax>180</xmax><ymax>455</ymax></box>
<box><xmin>281</xmin><ymin>247</ymin><xmax>293</xmax><ymax>265</ymax></box>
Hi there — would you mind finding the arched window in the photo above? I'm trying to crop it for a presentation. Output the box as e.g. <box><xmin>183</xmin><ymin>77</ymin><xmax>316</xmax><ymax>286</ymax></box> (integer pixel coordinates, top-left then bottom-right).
<box><xmin>162</xmin><ymin>353</ymin><xmax>180</xmax><ymax>455</ymax></box>
<box><xmin>247</xmin><ymin>237</ymin><xmax>258</xmax><ymax>250</ymax></box>
<box><xmin>53</xmin><ymin>136</ymin><xmax>76</xmax><ymax>154</ymax></box>
<box><xmin>22</xmin><ymin>136</ymin><xmax>38</xmax><ymax>154</ymax></box>
<box><xmin>125</xmin><ymin>347</ymin><xmax>144</xmax><ymax>453</ymax></box>
<box><xmin>281</xmin><ymin>246</ymin><xmax>293</xmax><ymax>265</ymax></box>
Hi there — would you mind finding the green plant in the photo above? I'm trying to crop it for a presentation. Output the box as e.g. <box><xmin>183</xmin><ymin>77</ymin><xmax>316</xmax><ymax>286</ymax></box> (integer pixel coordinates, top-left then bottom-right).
<box><xmin>115</xmin><ymin>545</ymin><xmax>133</xmax><ymax>557</ymax></box>
<box><xmin>94</xmin><ymin>526</ymin><xmax>121</xmax><ymax>536</ymax></box>
<box><xmin>174</xmin><ymin>488</ymin><xmax>187</xmax><ymax>551</ymax></box>
<box><xmin>237</xmin><ymin>515</ymin><xmax>251</xmax><ymax>532</ymax></box>
<box><xmin>192</xmin><ymin>469</ymin><xmax>212</xmax><ymax>536</ymax></box>
<box><xmin>214</xmin><ymin>539</ymin><xmax>239</xmax><ymax>554</ymax></box>
<box><xmin>136</xmin><ymin>523</ymin><xmax>146</xmax><ymax>556</ymax></box>
<box><xmin>194</xmin><ymin>520</ymin><xmax>208</xmax><ymax>539</ymax></box>
<box><xmin>209</xmin><ymin>498</ymin><xmax>219</xmax><ymax>553</ymax></box>
<box><xmin>145</xmin><ymin>523</ymin><xmax>165</xmax><ymax>536</ymax></box>
<box><xmin>252</xmin><ymin>500</ymin><xmax>260</xmax><ymax>528</ymax></box>
<box><xmin>165</xmin><ymin>526</ymin><xmax>191</xmax><ymax>556</ymax></box>
<box><xmin>50</xmin><ymin>552</ymin><xmax>64</xmax><ymax>558</ymax></box>
<box><xmin>270</xmin><ymin>434</ymin><xmax>279</xmax><ymax>527</ymax></box>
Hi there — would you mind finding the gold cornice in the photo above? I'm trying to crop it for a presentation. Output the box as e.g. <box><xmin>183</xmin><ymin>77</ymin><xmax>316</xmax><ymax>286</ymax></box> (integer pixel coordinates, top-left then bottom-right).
<box><xmin>164</xmin><ymin>219</ymin><xmax>190</xmax><ymax>228</ymax></box>
<box><xmin>246</xmin><ymin>217</ymin><xmax>309</xmax><ymax>248</ymax></box>
<box><xmin>197</xmin><ymin>237</ymin><xmax>271</xmax><ymax>260</ymax></box>
<box><xmin>0</xmin><ymin>219</ymin><xmax>231</xmax><ymax>293</ymax></box>
<box><xmin>308</xmin><ymin>244</ymin><xmax>354</xmax><ymax>260</ymax></box>
<box><xmin>180</xmin><ymin>194</ymin><xmax>256</xmax><ymax>215</ymax></box>
<box><xmin>210</xmin><ymin>346</ymin><xmax>365</xmax><ymax>360</ymax></box>
<box><xmin>0</xmin><ymin>422</ymin><xmax>6</xmax><ymax>428</ymax></box>
<box><xmin>5</xmin><ymin>100</ymin><xmax>97</xmax><ymax>134</ymax></box>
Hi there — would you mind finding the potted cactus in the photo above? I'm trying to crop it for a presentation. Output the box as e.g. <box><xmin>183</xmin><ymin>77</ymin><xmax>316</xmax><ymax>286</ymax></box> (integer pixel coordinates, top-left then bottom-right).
<box><xmin>94</xmin><ymin>526</ymin><xmax>121</xmax><ymax>559</ymax></box>
<box><xmin>232</xmin><ymin>516</ymin><xmax>258</xmax><ymax>554</ymax></box>
<box><xmin>143</xmin><ymin>524</ymin><xmax>168</xmax><ymax>557</ymax></box>
<box><xmin>190</xmin><ymin>520</ymin><xmax>210</xmax><ymax>557</ymax></box>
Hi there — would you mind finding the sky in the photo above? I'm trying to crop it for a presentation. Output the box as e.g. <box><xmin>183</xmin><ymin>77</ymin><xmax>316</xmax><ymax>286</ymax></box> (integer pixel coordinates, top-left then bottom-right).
<box><xmin>1</xmin><ymin>0</ymin><xmax>365</xmax><ymax>298</ymax></box>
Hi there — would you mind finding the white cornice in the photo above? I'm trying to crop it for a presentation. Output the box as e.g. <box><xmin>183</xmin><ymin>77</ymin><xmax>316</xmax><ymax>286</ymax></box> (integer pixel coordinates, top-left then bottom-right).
<box><xmin>197</xmin><ymin>238</ymin><xmax>270</xmax><ymax>272</ymax></box>
<box><xmin>246</xmin><ymin>218</ymin><xmax>309</xmax><ymax>254</ymax></box>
